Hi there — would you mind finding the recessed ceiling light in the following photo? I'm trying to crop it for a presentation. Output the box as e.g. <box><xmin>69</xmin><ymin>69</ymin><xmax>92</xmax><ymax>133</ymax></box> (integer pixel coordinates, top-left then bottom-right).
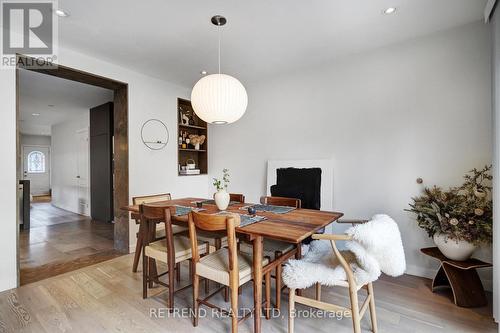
<box><xmin>32</xmin><ymin>113</ymin><xmax>40</xmax><ymax>116</ymax></box>
<box><xmin>55</xmin><ymin>9</ymin><xmax>69</xmax><ymax>17</ymax></box>
<box><xmin>200</xmin><ymin>70</ymin><xmax>207</xmax><ymax>75</ymax></box>
<box><xmin>383</xmin><ymin>7</ymin><xmax>397</xmax><ymax>15</ymax></box>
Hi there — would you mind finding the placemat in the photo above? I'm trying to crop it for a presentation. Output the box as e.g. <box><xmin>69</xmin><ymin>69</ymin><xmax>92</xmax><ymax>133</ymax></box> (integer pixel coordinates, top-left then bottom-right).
<box><xmin>193</xmin><ymin>199</ymin><xmax>239</xmax><ymax>206</ymax></box>
<box><xmin>240</xmin><ymin>204</ymin><xmax>296</xmax><ymax>214</ymax></box>
<box><xmin>215</xmin><ymin>212</ymin><xmax>267</xmax><ymax>227</ymax></box>
<box><xmin>174</xmin><ymin>205</ymin><xmax>205</xmax><ymax>216</ymax></box>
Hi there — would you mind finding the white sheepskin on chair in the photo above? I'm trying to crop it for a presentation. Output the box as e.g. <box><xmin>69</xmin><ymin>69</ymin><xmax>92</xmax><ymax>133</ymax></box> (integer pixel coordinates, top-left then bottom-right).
<box><xmin>282</xmin><ymin>214</ymin><xmax>406</xmax><ymax>289</ymax></box>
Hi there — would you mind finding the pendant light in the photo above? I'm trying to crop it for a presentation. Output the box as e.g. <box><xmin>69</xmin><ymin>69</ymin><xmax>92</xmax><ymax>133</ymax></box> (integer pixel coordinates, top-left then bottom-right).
<box><xmin>191</xmin><ymin>15</ymin><xmax>248</xmax><ymax>125</ymax></box>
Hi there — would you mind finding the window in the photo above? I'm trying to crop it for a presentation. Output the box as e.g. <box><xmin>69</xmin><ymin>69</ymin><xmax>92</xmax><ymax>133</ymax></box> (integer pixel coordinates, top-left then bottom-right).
<box><xmin>27</xmin><ymin>151</ymin><xmax>46</xmax><ymax>173</ymax></box>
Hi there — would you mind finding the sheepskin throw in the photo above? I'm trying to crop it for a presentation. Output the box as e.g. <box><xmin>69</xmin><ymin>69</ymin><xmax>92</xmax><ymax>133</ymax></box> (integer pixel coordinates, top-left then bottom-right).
<box><xmin>283</xmin><ymin>214</ymin><xmax>406</xmax><ymax>289</ymax></box>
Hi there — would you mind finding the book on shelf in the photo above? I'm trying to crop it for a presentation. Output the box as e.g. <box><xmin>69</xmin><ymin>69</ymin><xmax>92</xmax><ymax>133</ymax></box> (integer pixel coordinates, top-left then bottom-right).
<box><xmin>179</xmin><ymin>169</ymin><xmax>201</xmax><ymax>175</ymax></box>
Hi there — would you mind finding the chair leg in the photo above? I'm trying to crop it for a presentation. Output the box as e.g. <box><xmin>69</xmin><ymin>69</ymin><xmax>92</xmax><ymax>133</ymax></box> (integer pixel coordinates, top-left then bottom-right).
<box><xmin>265</xmin><ymin>272</ymin><xmax>271</xmax><ymax>320</ymax></box>
<box><xmin>295</xmin><ymin>245</ymin><xmax>302</xmax><ymax>296</ymax></box>
<box><xmin>176</xmin><ymin>263</ymin><xmax>181</xmax><ymax>283</ymax></box>
<box><xmin>348</xmin><ymin>284</ymin><xmax>361</xmax><ymax>333</ymax></box>
<box><xmin>133</xmin><ymin>231</ymin><xmax>143</xmax><ymax>273</ymax></box>
<box><xmin>275</xmin><ymin>250</ymin><xmax>282</xmax><ymax>309</ymax></box>
<box><xmin>204</xmin><ymin>243</ymin><xmax>210</xmax><ymax>293</ymax></box>
<box><xmin>288</xmin><ymin>288</ymin><xmax>295</xmax><ymax>333</ymax></box>
<box><xmin>193</xmin><ymin>274</ymin><xmax>200</xmax><ymax>327</ymax></box>
<box><xmin>230</xmin><ymin>285</ymin><xmax>238</xmax><ymax>333</ymax></box>
<box><xmin>168</xmin><ymin>261</ymin><xmax>175</xmax><ymax>311</ymax></box>
<box><xmin>189</xmin><ymin>259</ymin><xmax>193</xmax><ymax>282</ymax></box>
<box><xmin>148</xmin><ymin>258</ymin><xmax>157</xmax><ymax>288</ymax></box>
<box><xmin>142</xmin><ymin>250</ymin><xmax>148</xmax><ymax>299</ymax></box>
<box><xmin>367</xmin><ymin>283</ymin><xmax>378</xmax><ymax>333</ymax></box>
<box><xmin>315</xmin><ymin>282</ymin><xmax>321</xmax><ymax>301</ymax></box>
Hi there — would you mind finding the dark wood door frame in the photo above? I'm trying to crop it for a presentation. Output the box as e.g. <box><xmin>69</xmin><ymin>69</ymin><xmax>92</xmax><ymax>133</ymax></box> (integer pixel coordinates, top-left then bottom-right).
<box><xmin>16</xmin><ymin>55</ymin><xmax>130</xmax><ymax>253</ymax></box>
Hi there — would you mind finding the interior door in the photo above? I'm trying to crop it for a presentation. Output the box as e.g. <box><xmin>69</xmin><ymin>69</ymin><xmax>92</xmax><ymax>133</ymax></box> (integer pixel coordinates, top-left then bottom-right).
<box><xmin>22</xmin><ymin>145</ymin><xmax>50</xmax><ymax>196</ymax></box>
<box><xmin>77</xmin><ymin>129</ymin><xmax>90</xmax><ymax>216</ymax></box>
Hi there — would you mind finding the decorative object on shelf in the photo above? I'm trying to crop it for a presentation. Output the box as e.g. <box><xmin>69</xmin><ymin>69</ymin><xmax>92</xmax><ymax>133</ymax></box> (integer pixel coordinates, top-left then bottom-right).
<box><xmin>186</xmin><ymin>159</ymin><xmax>196</xmax><ymax>170</ymax></box>
<box><xmin>180</xmin><ymin>113</ymin><xmax>189</xmax><ymax>125</ymax></box>
<box><xmin>188</xmin><ymin>134</ymin><xmax>206</xmax><ymax>150</ymax></box>
<box><xmin>179</xmin><ymin>106</ymin><xmax>195</xmax><ymax>126</ymax></box>
<box><xmin>140</xmin><ymin>119</ymin><xmax>169</xmax><ymax>150</ymax></box>
<box><xmin>213</xmin><ymin>168</ymin><xmax>230</xmax><ymax>210</ymax></box>
<box><xmin>191</xmin><ymin>15</ymin><xmax>248</xmax><ymax>125</ymax></box>
<box><xmin>407</xmin><ymin>165</ymin><xmax>492</xmax><ymax>261</ymax></box>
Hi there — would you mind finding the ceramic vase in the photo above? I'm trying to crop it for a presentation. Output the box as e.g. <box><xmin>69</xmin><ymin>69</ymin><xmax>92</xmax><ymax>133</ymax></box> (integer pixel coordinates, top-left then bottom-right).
<box><xmin>214</xmin><ymin>189</ymin><xmax>230</xmax><ymax>210</ymax></box>
<box><xmin>433</xmin><ymin>233</ymin><xmax>476</xmax><ymax>261</ymax></box>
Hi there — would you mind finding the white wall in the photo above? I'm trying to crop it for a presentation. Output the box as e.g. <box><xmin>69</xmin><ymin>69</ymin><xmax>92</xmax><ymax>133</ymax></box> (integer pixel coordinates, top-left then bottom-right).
<box><xmin>20</xmin><ymin>134</ymin><xmax>51</xmax><ymax>146</ymax></box>
<box><xmin>51</xmin><ymin>112</ymin><xmax>89</xmax><ymax>214</ymax></box>
<box><xmin>209</xmin><ymin>22</ymin><xmax>493</xmax><ymax>286</ymax></box>
<box><xmin>0</xmin><ymin>45</ymin><xmax>209</xmax><ymax>291</ymax></box>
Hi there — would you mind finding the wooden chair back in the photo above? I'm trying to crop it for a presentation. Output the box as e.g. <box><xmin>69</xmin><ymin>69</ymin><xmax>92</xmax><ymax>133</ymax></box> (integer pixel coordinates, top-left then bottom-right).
<box><xmin>139</xmin><ymin>204</ymin><xmax>176</xmax><ymax>249</ymax></box>
<box><xmin>133</xmin><ymin>193</ymin><xmax>172</xmax><ymax>205</ymax></box>
<box><xmin>229</xmin><ymin>193</ymin><xmax>245</xmax><ymax>203</ymax></box>
<box><xmin>188</xmin><ymin>211</ymin><xmax>240</xmax><ymax>275</ymax></box>
<box><xmin>260</xmin><ymin>196</ymin><xmax>301</xmax><ymax>208</ymax></box>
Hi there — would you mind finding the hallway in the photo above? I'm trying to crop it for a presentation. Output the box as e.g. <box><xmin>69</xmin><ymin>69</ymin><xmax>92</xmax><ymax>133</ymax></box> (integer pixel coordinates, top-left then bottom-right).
<box><xmin>19</xmin><ymin>203</ymin><xmax>119</xmax><ymax>285</ymax></box>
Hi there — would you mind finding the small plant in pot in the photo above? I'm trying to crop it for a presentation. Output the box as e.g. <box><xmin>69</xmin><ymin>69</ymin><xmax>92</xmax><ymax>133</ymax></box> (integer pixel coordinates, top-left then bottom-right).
<box><xmin>213</xmin><ymin>168</ymin><xmax>230</xmax><ymax>210</ymax></box>
<box><xmin>407</xmin><ymin>166</ymin><xmax>492</xmax><ymax>261</ymax></box>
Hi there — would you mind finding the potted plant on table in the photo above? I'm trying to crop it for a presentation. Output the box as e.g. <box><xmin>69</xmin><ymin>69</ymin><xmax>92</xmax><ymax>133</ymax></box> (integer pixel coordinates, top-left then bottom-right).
<box><xmin>407</xmin><ymin>166</ymin><xmax>492</xmax><ymax>261</ymax></box>
<box><xmin>213</xmin><ymin>168</ymin><xmax>230</xmax><ymax>210</ymax></box>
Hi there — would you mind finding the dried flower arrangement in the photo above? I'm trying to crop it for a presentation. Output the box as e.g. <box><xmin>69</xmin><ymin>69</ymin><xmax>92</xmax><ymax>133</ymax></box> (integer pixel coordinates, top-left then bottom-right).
<box><xmin>406</xmin><ymin>165</ymin><xmax>492</xmax><ymax>245</ymax></box>
<box><xmin>188</xmin><ymin>134</ymin><xmax>206</xmax><ymax>146</ymax></box>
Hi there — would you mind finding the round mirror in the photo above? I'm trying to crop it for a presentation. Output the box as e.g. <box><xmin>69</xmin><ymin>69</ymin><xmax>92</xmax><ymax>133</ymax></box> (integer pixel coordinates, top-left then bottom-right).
<box><xmin>141</xmin><ymin>119</ymin><xmax>169</xmax><ymax>150</ymax></box>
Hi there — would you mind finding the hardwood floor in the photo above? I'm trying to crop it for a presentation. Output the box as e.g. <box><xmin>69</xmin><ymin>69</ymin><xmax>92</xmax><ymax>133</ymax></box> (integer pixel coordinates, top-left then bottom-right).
<box><xmin>2</xmin><ymin>254</ymin><xmax>496</xmax><ymax>333</ymax></box>
<box><xmin>29</xmin><ymin>202</ymin><xmax>88</xmax><ymax>228</ymax></box>
<box><xmin>20</xmin><ymin>203</ymin><xmax>119</xmax><ymax>285</ymax></box>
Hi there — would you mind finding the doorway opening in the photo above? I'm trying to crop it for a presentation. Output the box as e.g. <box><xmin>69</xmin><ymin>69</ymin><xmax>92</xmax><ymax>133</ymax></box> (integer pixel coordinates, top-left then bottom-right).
<box><xmin>16</xmin><ymin>56</ymin><xmax>129</xmax><ymax>285</ymax></box>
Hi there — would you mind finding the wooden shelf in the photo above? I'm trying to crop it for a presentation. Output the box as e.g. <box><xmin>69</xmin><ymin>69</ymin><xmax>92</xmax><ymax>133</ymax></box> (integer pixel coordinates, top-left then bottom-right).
<box><xmin>179</xmin><ymin>148</ymin><xmax>207</xmax><ymax>152</ymax></box>
<box><xmin>178</xmin><ymin>98</ymin><xmax>208</xmax><ymax>176</ymax></box>
<box><xmin>177</xmin><ymin>173</ymin><xmax>207</xmax><ymax>176</ymax></box>
<box><xmin>179</xmin><ymin>123</ymin><xmax>206</xmax><ymax>130</ymax></box>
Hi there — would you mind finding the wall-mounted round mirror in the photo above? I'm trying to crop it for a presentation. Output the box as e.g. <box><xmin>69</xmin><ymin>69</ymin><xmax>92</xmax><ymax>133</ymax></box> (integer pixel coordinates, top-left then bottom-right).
<box><xmin>141</xmin><ymin>119</ymin><xmax>169</xmax><ymax>150</ymax></box>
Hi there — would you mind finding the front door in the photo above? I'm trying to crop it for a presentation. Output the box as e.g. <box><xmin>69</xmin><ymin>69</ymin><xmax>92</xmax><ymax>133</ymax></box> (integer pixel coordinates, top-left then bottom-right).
<box><xmin>22</xmin><ymin>145</ymin><xmax>50</xmax><ymax>196</ymax></box>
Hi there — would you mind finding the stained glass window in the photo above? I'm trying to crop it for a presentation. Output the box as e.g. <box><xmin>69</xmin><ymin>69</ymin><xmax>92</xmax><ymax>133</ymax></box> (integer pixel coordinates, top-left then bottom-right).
<box><xmin>27</xmin><ymin>151</ymin><xmax>45</xmax><ymax>173</ymax></box>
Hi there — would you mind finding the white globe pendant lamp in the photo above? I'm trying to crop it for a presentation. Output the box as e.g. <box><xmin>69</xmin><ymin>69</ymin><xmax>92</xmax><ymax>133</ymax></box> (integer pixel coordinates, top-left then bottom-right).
<box><xmin>191</xmin><ymin>15</ymin><xmax>248</xmax><ymax>125</ymax></box>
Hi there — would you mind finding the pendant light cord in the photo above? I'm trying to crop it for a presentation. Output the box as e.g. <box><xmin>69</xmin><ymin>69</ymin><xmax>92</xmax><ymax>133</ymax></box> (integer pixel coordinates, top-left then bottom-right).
<box><xmin>218</xmin><ymin>22</ymin><xmax>221</xmax><ymax>74</ymax></box>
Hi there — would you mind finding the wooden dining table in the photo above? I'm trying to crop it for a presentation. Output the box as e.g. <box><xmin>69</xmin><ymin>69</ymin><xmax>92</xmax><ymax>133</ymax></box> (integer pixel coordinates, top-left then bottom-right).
<box><xmin>122</xmin><ymin>197</ymin><xmax>343</xmax><ymax>333</ymax></box>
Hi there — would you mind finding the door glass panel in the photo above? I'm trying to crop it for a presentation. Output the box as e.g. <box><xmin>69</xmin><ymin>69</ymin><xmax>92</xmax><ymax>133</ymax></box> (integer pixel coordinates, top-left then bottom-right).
<box><xmin>27</xmin><ymin>151</ymin><xmax>46</xmax><ymax>173</ymax></box>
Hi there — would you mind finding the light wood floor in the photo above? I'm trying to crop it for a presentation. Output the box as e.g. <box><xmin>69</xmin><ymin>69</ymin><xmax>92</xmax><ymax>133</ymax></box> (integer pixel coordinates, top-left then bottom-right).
<box><xmin>20</xmin><ymin>203</ymin><xmax>119</xmax><ymax>285</ymax></box>
<box><xmin>1</xmin><ymin>254</ymin><xmax>496</xmax><ymax>333</ymax></box>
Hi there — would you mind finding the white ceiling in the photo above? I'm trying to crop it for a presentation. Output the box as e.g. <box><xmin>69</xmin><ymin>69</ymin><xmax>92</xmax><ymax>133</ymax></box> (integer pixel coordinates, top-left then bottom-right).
<box><xmin>57</xmin><ymin>0</ymin><xmax>487</xmax><ymax>87</ymax></box>
<box><xmin>19</xmin><ymin>70</ymin><xmax>113</xmax><ymax>136</ymax></box>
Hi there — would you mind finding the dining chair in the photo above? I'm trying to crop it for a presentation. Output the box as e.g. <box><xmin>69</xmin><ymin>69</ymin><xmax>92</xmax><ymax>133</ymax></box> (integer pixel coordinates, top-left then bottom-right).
<box><xmin>131</xmin><ymin>193</ymin><xmax>188</xmax><ymax>272</ymax></box>
<box><xmin>188</xmin><ymin>211</ymin><xmax>271</xmax><ymax>333</ymax></box>
<box><xmin>196</xmin><ymin>193</ymin><xmax>246</xmax><ymax>300</ymax></box>
<box><xmin>284</xmin><ymin>214</ymin><xmax>406</xmax><ymax>333</ymax></box>
<box><xmin>240</xmin><ymin>195</ymin><xmax>301</xmax><ymax>309</ymax></box>
<box><xmin>141</xmin><ymin>204</ymin><xmax>209</xmax><ymax>309</ymax></box>
<box><xmin>229</xmin><ymin>193</ymin><xmax>245</xmax><ymax>203</ymax></box>
<box><xmin>260</xmin><ymin>196</ymin><xmax>301</xmax><ymax>209</ymax></box>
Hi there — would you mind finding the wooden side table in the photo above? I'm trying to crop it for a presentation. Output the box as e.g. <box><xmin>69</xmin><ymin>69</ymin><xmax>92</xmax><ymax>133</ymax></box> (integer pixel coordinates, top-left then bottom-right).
<box><xmin>421</xmin><ymin>247</ymin><xmax>492</xmax><ymax>307</ymax></box>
